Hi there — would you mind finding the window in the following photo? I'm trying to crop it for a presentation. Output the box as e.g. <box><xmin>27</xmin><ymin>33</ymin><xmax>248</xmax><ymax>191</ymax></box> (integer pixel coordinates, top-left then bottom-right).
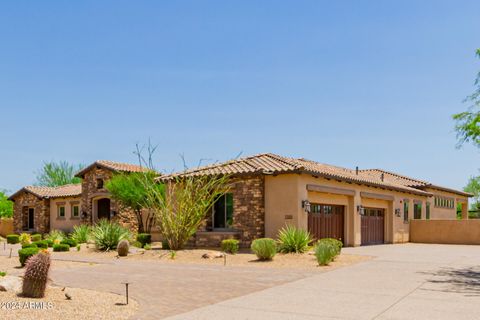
<box><xmin>71</xmin><ymin>204</ymin><xmax>80</xmax><ymax>218</ymax></box>
<box><xmin>426</xmin><ymin>202</ymin><xmax>430</xmax><ymax>220</ymax></box>
<box><xmin>97</xmin><ymin>179</ymin><xmax>104</xmax><ymax>189</ymax></box>
<box><xmin>414</xmin><ymin>202</ymin><xmax>422</xmax><ymax>219</ymax></box>
<box><xmin>403</xmin><ymin>200</ymin><xmax>409</xmax><ymax>223</ymax></box>
<box><xmin>434</xmin><ymin>196</ymin><xmax>454</xmax><ymax>209</ymax></box>
<box><xmin>58</xmin><ymin>205</ymin><xmax>65</xmax><ymax>218</ymax></box>
<box><xmin>212</xmin><ymin>193</ymin><xmax>233</xmax><ymax>229</ymax></box>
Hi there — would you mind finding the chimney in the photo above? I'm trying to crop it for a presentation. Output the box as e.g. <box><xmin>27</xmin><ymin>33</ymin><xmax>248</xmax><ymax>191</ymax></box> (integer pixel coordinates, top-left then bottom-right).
<box><xmin>381</xmin><ymin>173</ymin><xmax>384</xmax><ymax>182</ymax></box>
<box><xmin>355</xmin><ymin>166</ymin><xmax>359</xmax><ymax>175</ymax></box>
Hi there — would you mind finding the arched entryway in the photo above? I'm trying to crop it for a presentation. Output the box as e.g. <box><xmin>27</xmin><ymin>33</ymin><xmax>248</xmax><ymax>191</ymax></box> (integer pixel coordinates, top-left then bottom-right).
<box><xmin>95</xmin><ymin>198</ymin><xmax>111</xmax><ymax>220</ymax></box>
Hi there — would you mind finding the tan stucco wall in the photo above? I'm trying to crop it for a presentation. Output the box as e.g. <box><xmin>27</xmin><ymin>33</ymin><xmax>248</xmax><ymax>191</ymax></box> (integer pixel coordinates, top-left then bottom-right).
<box><xmin>50</xmin><ymin>196</ymin><xmax>82</xmax><ymax>232</ymax></box>
<box><xmin>264</xmin><ymin>173</ymin><xmax>433</xmax><ymax>246</ymax></box>
<box><xmin>410</xmin><ymin>220</ymin><xmax>480</xmax><ymax>244</ymax></box>
<box><xmin>264</xmin><ymin>174</ymin><xmax>301</xmax><ymax>239</ymax></box>
<box><xmin>0</xmin><ymin>218</ymin><xmax>13</xmax><ymax>237</ymax></box>
<box><xmin>424</xmin><ymin>188</ymin><xmax>469</xmax><ymax>220</ymax></box>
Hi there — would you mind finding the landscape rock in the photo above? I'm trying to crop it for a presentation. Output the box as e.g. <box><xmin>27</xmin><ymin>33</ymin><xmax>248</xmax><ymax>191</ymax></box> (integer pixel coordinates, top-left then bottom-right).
<box><xmin>0</xmin><ymin>276</ymin><xmax>22</xmax><ymax>293</ymax></box>
<box><xmin>201</xmin><ymin>252</ymin><xmax>225</xmax><ymax>259</ymax></box>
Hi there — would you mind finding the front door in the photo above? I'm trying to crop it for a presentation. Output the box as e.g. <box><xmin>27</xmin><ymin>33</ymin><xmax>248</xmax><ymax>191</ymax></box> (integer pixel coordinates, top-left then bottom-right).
<box><xmin>308</xmin><ymin>204</ymin><xmax>344</xmax><ymax>243</ymax></box>
<box><xmin>361</xmin><ymin>207</ymin><xmax>385</xmax><ymax>245</ymax></box>
<box><xmin>28</xmin><ymin>208</ymin><xmax>34</xmax><ymax>230</ymax></box>
<box><xmin>97</xmin><ymin>198</ymin><xmax>111</xmax><ymax>220</ymax></box>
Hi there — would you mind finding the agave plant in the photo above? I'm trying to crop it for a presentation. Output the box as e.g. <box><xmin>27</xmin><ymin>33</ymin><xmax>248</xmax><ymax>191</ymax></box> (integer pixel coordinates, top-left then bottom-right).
<box><xmin>277</xmin><ymin>225</ymin><xmax>312</xmax><ymax>253</ymax></box>
<box><xmin>91</xmin><ymin>219</ymin><xmax>131</xmax><ymax>250</ymax></box>
<box><xmin>71</xmin><ymin>224</ymin><xmax>92</xmax><ymax>243</ymax></box>
<box><xmin>45</xmin><ymin>229</ymin><xmax>65</xmax><ymax>242</ymax></box>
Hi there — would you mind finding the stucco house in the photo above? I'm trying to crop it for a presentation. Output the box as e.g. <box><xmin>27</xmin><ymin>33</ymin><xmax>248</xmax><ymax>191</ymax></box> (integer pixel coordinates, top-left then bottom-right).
<box><xmin>9</xmin><ymin>160</ymin><xmax>146</xmax><ymax>234</ymax></box>
<box><xmin>165</xmin><ymin>153</ymin><xmax>471</xmax><ymax>247</ymax></box>
<box><xmin>9</xmin><ymin>153</ymin><xmax>471</xmax><ymax>248</ymax></box>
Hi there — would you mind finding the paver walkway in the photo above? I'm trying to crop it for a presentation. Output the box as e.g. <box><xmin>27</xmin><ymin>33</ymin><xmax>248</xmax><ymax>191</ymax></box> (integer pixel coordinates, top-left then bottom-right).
<box><xmin>165</xmin><ymin>244</ymin><xmax>480</xmax><ymax>320</ymax></box>
<box><xmin>50</xmin><ymin>259</ymin><xmax>314</xmax><ymax>319</ymax></box>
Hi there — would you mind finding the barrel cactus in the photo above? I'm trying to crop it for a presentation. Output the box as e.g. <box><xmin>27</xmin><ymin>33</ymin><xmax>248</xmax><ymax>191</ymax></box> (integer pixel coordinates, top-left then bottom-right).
<box><xmin>117</xmin><ymin>239</ymin><xmax>129</xmax><ymax>257</ymax></box>
<box><xmin>22</xmin><ymin>252</ymin><xmax>51</xmax><ymax>298</ymax></box>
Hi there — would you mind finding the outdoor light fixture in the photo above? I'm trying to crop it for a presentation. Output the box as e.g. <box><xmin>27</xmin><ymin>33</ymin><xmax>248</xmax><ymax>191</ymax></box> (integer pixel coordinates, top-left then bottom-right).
<box><xmin>302</xmin><ymin>200</ymin><xmax>311</xmax><ymax>213</ymax></box>
<box><xmin>357</xmin><ymin>205</ymin><xmax>365</xmax><ymax>215</ymax></box>
<box><xmin>395</xmin><ymin>208</ymin><xmax>401</xmax><ymax>217</ymax></box>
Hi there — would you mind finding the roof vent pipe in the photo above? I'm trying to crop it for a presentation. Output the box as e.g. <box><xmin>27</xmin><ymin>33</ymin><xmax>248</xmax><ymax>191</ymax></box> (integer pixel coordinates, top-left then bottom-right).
<box><xmin>381</xmin><ymin>173</ymin><xmax>384</xmax><ymax>182</ymax></box>
<box><xmin>356</xmin><ymin>166</ymin><xmax>359</xmax><ymax>175</ymax></box>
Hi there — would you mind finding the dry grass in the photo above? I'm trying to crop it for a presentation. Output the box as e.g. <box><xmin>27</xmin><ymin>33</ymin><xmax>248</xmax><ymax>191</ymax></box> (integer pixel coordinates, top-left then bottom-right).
<box><xmin>0</xmin><ymin>286</ymin><xmax>138</xmax><ymax>320</ymax></box>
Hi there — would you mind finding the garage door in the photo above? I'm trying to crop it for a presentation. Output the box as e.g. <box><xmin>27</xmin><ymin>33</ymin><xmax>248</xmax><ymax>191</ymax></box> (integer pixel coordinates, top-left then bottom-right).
<box><xmin>308</xmin><ymin>204</ymin><xmax>344</xmax><ymax>243</ymax></box>
<box><xmin>361</xmin><ymin>207</ymin><xmax>385</xmax><ymax>245</ymax></box>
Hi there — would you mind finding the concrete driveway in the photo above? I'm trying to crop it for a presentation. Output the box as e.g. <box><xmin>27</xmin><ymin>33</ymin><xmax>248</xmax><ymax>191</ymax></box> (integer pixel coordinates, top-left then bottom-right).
<box><xmin>166</xmin><ymin>244</ymin><xmax>480</xmax><ymax>320</ymax></box>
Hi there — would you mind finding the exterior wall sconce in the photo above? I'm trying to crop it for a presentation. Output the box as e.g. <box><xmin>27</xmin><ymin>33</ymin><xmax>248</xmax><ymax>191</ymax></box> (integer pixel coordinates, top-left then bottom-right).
<box><xmin>395</xmin><ymin>208</ymin><xmax>401</xmax><ymax>217</ymax></box>
<box><xmin>357</xmin><ymin>205</ymin><xmax>365</xmax><ymax>215</ymax></box>
<box><xmin>302</xmin><ymin>200</ymin><xmax>311</xmax><ymax>213</ymax></box>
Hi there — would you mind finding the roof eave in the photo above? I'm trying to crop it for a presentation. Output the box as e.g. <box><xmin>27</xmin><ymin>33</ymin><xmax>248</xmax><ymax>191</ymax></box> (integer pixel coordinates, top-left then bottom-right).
<box><xmin>301</xmin><ymin>170</ymin><xmax>432</xmax><ymax>197</ymax></box>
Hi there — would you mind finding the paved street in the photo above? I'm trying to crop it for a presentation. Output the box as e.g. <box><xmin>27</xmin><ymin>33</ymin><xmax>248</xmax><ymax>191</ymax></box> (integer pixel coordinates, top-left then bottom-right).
<box><xmin>166</xmin><ymin>244</ymin><xmax>480</xmax><ymax>320</ymax></box>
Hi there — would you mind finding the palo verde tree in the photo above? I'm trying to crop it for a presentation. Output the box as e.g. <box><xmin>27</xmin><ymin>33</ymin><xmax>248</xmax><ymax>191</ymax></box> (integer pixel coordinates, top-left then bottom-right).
<box><xmin>464</xmin><ymin>176</ymin><xmax>480</xmax><ymax>210</ymax></box>
<box><xmin>105</xmin><ymin>171</ymin><xmax>160</xmax><ymax>234</ymax></box>
<box><xmin>0</xmin><ymin>190</ymin><xmax>13</xmax><ymax>218</ymax></box>
<box><xmin>35</xmin><ymin>161</ymin><xmax>84</xmax><ymax>187</ymax></box>
<box><xmin>453</xmin><ymin>49</ymin><xmax>480</xmax><ymax>148</ymax></box>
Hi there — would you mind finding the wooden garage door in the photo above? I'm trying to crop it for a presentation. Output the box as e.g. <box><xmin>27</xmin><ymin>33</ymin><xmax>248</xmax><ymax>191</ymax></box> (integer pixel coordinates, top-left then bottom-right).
<box><xmin>308</xmin><ymin>204</ymin><xmax>344</xmax><ymax>243</ymax></box>
<box><xmin>361</xmin><ymin>208</ymin><xmax>385</xmax><ymax>245</ymax></box>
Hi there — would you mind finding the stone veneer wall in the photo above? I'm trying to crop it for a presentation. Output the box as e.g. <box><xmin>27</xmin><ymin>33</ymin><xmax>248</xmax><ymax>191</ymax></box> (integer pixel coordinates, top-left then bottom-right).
<box><xmin>12</xmin><ymin>191</ymin><xmax>50</xmax><ymax>234</ymax></box>
<box><xmin>193</xmin><ymin>175</ymin><xmax>265</xmax><ymax>247</ymax></box>
<box><xmin>80</xmin><ymin>166</ymin><xmax>138</xmax><ymax>233</ymax></box>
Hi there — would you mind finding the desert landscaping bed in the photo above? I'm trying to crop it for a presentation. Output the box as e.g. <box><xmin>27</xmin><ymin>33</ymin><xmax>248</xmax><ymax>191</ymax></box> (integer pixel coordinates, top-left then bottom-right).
<box><xmin>1</xmin><ymin>286</ymin><xmax>138</xmax><ymax>320</ymax></box>
<box><xmin>0</xmin><ymin>254</ymin><xmax>137</xmax><ymax>320</ymax></box>
<box><xmin>1</xmin><ymin>243</ymin><xmax>372</xmax><ymax>270</ymax></box>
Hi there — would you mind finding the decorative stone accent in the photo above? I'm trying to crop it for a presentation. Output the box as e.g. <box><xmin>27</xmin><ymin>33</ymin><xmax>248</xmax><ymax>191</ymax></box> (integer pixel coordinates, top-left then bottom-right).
<box><xmin>193</xmin><ymin>175</ymin><xmax>265</xmax><ymax>248</ymax></box>
<box><xmin>12</xmin><ymin>191</ymin><xmax>50</xmax><ymax>234</ymax></box>
<box><xmin>79</xmin><ymin>166</ymin><xmax>138</xmax><ymax>233</ymax></box>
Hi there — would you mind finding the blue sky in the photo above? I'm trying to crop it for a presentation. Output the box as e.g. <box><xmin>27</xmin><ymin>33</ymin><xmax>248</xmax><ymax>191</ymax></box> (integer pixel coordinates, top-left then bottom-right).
<box><xmin>0</xmin><ymin>1</ymin><xmax>479</xmax><ymax>193</ymax></box>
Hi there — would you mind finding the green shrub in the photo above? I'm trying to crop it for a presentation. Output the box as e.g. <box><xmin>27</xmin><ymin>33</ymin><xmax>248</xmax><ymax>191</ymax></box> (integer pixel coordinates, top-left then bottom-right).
<box><xmin>314</xmin><ymin>242</ymin><xmax>336</xmax><ymax>266</ymax></box>
<box><xmin>277</xmin><ymin>225</ymin><xmax>312</xmax><ymax>253</ymax></box>
<box><xmin>45</xmin><ymin>230</ymin><xmax>65</xmax><ymax>242</ymax></box>
<box><xmin>0</xmin><ymin>271</ymin><xmax>6</xmax><ymax>277</ymax></box>
<box><xmin>60</xmin><ymin>238</ymin><xmax>78</xmax><ymax>248</ymax></box>
<box><xmin>18</xmin><ymin>247</ymin><xmax>40</xmax><ymax>266</ymax></box>
<box><xmin>53</xmin><ymin>244</ymin><xmax>70</xmax><ymax>252</ymax></box>
<box><xmin>221</xmin><ymin>239</ymin><xmax>239</xmax><ymax>254</ymax></box>
<box><xmin>144</xmin><ymin>243</ymin><xmax>151</xmax><ymax>250</ymax></box>
<box><xmin>91</xmin><ymin>219</ymin><xmax>131</xmax><ymax>250</ymax></box>
<box><xmin>31</xmin><ymin>234</ymin><xmax>42</xmax><ymax>242</ymax></box>
<box><xmin>162</xmin><ymin>239</ymin><xmax>170</xmax><ymax>250</ymax></box>
<box><xmin>6</xmin><ymin>234</ymin><xmax>19</xmax><ymax>244</ymax></box>
<box><xmin>131</xmin><ymin>241</ymin><xmax>143</xmax><ymax>248</ymax></box>
<box><xmin>22</xmin><ymin>243</ymin><xmax>38</xmax><ymax>249</ymax></box>
<box><xmin>71</xmin><ymin>224</ymin><xmax>91</xmax><ymax>243</ymax></box>
<box><xmin>19</xmin><ymin>233</ymin><xmax>31</xmax><ymax>245</ymax></box>
<box><xmin>251</xmin><ymin>238</ymin><xmax>277</xmax><ymax>260</ymax></box>
<box><xmin>76</xmin><ymin>244</ymin><xmax>81</xmax><ymax>251</ymax></box>
<box><xmin>45</xmin><ymin>239</ymin><xmax>54</xmax><ymax>247</ymax></box>
<box><xmin>33</xmin><ymin>240</ymin><xmax>49</xmax><ymax>249</ymax></box>
<box><xmin>317</xmin><ymin>238</ymin><xmax>343</xmax><ymax>257</ymax></box>
<box><xmin>136</xmin><ymin>233</ymin><xmax>152</xmax><ymax>247</ymax></box>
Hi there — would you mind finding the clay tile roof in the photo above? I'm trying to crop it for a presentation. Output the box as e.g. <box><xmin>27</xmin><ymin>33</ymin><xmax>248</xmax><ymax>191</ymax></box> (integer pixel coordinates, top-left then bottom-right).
<box><xmin>160</xmin><ymin>153</ymin><xmax>434</xmax><ymax>196</ymax></box>
<box><xmin>9</xmin><ymin>183</ymin><xmax>82</xmax><ymax>200</ymax></box>
<box><xmin>75</xmin><ymin>160</ymin><xmax>147</xmax><ymax>177</ymax></box>
<box><xmin>359</xmin><ymin>169</ymin><xmax>429</xmax><ymax>188</ymax></box>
